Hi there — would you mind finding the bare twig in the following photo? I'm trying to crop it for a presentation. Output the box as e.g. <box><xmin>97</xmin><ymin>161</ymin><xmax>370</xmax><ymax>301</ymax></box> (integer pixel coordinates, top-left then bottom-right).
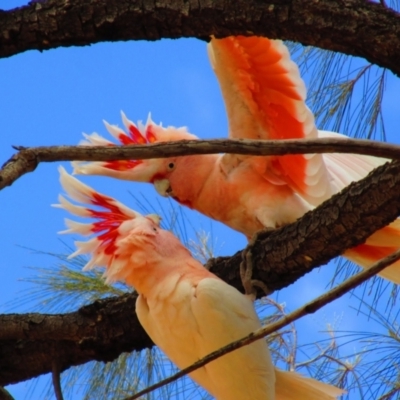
<box><xmin>51</xmin><ymin>360</ymin><xmax>64</xmax><ymax>400</ymax></box>
<box><xmin>125</xmin><ymin>249</ymin><xmax>400</xmax><ymax>400</ymax></box>
<box><xmin>294</xmin><ymin>340</ymin><xmax>336</xmax><ymax>369</ymax></box>
<box><xmin>2</xmin><ymin>137</ymin><xmax>400</xmax><ymax>190</ymax></box>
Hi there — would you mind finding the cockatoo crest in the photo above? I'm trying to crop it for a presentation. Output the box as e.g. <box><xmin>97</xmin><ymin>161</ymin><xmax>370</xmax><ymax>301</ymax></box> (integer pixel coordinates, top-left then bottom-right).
<box><xmin>53</xmin><ymin>166</ymin><xmax>161</xmax><ymax>283</ymax></box>
<box><xmin>73</xmin><ymin>112</ymin><xmax>197</xmax><ymax>175</ymax></box>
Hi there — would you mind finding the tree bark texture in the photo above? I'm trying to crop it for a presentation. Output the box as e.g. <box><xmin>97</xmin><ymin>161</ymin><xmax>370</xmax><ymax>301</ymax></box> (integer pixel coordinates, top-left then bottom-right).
<box><xmin>2</xmin><ymin>160</ymin><xmax>400</xmax><ymax>386</ymax></box>
<box><xmin>0</xmin><ymin>293</ymin><xmax>152</xmax><ymax>386</ymax></box>
<box><xmin>1</xmin><ymin>0</ymin><xmax>400</xmax><ymax>75</ymax></box>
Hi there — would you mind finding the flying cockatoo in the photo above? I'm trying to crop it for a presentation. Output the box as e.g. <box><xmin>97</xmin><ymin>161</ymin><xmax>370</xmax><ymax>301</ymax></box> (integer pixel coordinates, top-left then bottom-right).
<box><xmin>54</xmin><ymin>166</ymin><xmax>343</xmax><ymax>400</ymax></box>
<box><xmin>72</xmin><ymin>36</ymin><xmax>400</xmax><ymax>284</ymax></box>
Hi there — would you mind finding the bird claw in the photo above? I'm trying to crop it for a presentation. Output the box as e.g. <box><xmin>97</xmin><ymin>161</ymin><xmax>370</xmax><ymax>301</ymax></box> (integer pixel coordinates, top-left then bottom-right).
<box><xmin>249</xmin><ymin>279</ymin><xmax>271</xmax><ymax>297</ymax></box>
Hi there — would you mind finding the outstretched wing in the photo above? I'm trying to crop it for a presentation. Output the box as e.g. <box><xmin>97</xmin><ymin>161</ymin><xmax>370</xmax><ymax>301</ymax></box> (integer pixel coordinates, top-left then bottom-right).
<box><xmin>209</xmin><ymin>36</ymin><xmax>332</xmax><ymax>205</ymax></box>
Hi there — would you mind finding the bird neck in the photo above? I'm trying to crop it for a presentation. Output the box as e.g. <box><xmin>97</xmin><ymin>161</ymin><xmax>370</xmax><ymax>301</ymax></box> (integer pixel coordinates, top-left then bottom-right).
<box><xmin>125</xmin><ymin>254</ymin><xmax>215</xmax><ymax>299</ymax></box>
<box><xmin>170</xmin><ymin>154</ymin><xmax>218</xmax><ymax>208</ymax></box>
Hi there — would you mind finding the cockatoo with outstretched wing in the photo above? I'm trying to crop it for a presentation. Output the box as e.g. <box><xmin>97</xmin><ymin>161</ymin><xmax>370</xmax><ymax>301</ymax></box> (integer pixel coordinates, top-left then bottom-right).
<box><xmin>72</xmin><ymin>36</ymin><xmax>400</xmax><ymax>284</ymax></box>
<box><xmin>55</xmin><ymin>167</ymin><xmax>344</xmax><ymax>400</ymax></box>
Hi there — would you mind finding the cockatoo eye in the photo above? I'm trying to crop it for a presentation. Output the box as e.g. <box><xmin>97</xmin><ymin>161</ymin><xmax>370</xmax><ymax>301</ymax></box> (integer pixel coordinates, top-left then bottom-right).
<box><xmin>168</xmin><ymin>162</ymin><xmax>175</xmax><ymax>171</ymax></box>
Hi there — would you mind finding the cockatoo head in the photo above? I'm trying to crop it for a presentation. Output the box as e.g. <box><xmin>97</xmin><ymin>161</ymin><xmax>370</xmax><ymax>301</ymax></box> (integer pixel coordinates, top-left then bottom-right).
<box><xmin>72</xmin><ymin>112</ymin><xmax>198</xmax><ymax>194</ymax></box>
<box><xmin>54</xmin><ymin>167</ymin><xmax>190</xmax><ymax>286</ymax></box>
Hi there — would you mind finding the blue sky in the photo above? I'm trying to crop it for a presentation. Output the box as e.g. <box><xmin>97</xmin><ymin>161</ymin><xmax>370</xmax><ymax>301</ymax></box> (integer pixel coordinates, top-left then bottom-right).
<box><xmin>2</xmin><ymin>1</ymin><xmax>400</xmax><ymax>399</ymax></box>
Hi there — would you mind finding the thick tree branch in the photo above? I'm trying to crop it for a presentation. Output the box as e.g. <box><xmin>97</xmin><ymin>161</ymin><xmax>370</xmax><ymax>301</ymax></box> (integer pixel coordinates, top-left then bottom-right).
<box><xmin>2</xmin><ymin>138</ymin><xmax>400</xmax><ymax>190</ymax></box>
<box><xmin>1</xmin><ymin>0</ymin><xmax>399</xmax><ymax>75</ymax></box>
<box><xmin>0</xmin><ymin>293</ymin><xmax>152</xmax><ymax>386</ymax></box>
<box><xmin>2</xmin><ymin>160</ymin><xmax>400</xmax><ymax>385</ymax></box>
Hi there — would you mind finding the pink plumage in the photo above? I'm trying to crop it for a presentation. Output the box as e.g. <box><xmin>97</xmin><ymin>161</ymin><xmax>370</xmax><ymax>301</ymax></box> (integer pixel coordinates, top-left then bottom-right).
<box><xmin>55</xmin><ymin>168</ymin><xmax>344</xmax><ymax>400</ymax></box>
<box><xmin>72</xmin><ymin>36</ymin><xmax>400</xmax><ymax>284</ymax></box>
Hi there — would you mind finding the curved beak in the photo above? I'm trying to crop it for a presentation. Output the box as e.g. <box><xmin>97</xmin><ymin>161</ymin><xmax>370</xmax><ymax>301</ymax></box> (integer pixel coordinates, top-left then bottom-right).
<box><xmin>146</xmin><ymin>214</ymin><xmax>162</xmax><ymax>226</ymax></box>
<box><xmin>154</xmin><ymin>179</ymin><xmax>172</xmax><ymax>197</ymax></box>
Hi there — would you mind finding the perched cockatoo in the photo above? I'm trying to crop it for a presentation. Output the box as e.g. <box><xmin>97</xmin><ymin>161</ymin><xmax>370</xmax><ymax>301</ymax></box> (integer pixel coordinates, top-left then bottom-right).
<box><xmin>72</xmin><ymin>36</ymin><xmax>400</xmax><ymax>284</ymax></box>
<box><xmin>55</xmin><ymin>167</ymin><xmax>344</xmax><ymax>400</ymax></box>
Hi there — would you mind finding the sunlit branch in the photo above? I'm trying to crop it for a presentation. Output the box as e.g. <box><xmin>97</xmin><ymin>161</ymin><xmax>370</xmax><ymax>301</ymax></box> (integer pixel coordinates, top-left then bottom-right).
<box><xmin>126</xmin><ymin>249</ymin><xmax>400</xmax><ymax>400</ymax></box>
<box><xmin>2</xmin><ymin>137</ymin><xmax>400</xmax><ymax>190</ymax></box>
<box><xmin>1</xmin><ymin>0</ymin><xmax>400</xmax><ymax>76</ymax></box>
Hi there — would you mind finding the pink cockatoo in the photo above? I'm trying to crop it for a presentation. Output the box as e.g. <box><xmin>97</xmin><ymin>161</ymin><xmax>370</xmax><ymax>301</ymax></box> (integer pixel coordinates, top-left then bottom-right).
<box><xmin>55</xmin><ymin>166</ymin><xmax>344</xmax><ymax>400</ymax></box>
<box><xmin>72</xmin><ymin>36</ymin><xmax>400</xmax><ymax>284</ymax></box>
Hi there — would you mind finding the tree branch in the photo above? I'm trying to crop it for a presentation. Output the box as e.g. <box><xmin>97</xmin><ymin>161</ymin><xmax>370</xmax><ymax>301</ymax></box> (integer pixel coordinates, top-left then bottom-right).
<box><xmin>0</xmin><ymin>293</ymin><xmax>153</xmax><ymax>386</ymax></box>
<box><xmin>2</xmin><ymin>159</ymin><xmax>400</xmax><ymax>385</ymax></box>
<box><xmin>2</xmin><ymin>137</ymin><xmax>400</xmax><ymax>190</ymax></box>
<box><xmin>127</xmin><ymin>248</ymin><xmax>400</xmax><ymax>400</ymax></box>
<box><xmin>1</xmin><ymin>1</ymin><xmax>400</xmax><ymax>75</ymax></box>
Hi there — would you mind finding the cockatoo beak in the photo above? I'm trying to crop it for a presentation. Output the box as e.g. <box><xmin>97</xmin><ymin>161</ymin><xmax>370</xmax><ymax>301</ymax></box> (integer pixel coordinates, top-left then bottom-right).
<box><xmin>154</xmin><ymin>179</ymin><xmax>173</xmax><ymax>197</ymax></box>
<box><xmin>146</xmin><ymin>214</ymin><xmax>162</xmax><ymax>225</ymax></box>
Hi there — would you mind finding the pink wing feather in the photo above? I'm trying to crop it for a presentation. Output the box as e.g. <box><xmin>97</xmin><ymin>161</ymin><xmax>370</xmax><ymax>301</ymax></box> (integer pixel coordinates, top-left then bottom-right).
<box><xmin>208</xmin><ymin>36</ymin><xmax>332</xmax><ymax>204</ymax></box>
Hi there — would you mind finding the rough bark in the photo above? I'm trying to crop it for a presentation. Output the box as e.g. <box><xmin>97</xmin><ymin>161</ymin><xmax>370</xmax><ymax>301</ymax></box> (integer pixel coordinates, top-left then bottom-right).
<box><xmin>2</xmin><ymin>160</ymin><xmax>400</xmax><ymax>386</ymax></box>
<box><xmin>0</xmin><ymin>293</ymin><xmax>152</xmax><ymax>386</ymax></box>
<box><xmin>1</xmin><ymin>0</ymin><xmax>400</xmax><ymax>75</ymax></box>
